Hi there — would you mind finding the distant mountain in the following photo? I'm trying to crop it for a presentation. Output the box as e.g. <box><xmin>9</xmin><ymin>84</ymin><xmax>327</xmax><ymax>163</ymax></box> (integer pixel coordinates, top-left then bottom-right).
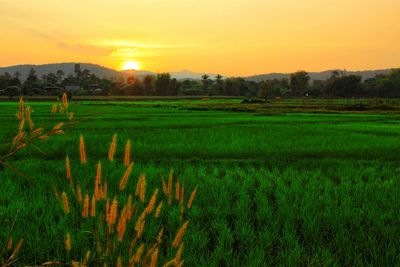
<box><xmin>0</xmin><ymin>63</ymin><xmax>218</xmax><ymax>81</ymax></box>
<box><xmin>170</xmin><ymin>70</ymin><xmax>218</xmax><ymax>80</ymax></box>
<box><xmin>0</xmin><ymin>63</ymin><xmax>120</xmax><ymax>81</ymax></box>
<box><xmin>246</xmin><ymin>69</ymin><xmax>394</xmax><ymax>82</ymax></box>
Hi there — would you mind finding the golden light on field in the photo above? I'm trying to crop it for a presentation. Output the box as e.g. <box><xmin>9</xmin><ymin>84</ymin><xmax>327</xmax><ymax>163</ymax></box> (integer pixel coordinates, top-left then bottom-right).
<box><xmin>121</xmin><ymin>61</ymin><xmax>140</xmax><ymax>71</ymax></box>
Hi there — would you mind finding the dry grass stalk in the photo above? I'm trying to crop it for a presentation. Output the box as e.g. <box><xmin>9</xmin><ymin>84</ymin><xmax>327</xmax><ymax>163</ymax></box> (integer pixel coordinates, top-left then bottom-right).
<box><xmin>102</xmin><ymin>182</ymin><xmax>108</xmax><ymax>199</ymax></box>
<box><xmin>8</xmin><ymin>239</ymin><xmax>23</xmax><ymax>262</ymax></box>
<box><xmin>51</xmin><ymin>104</ymin><xmax>57</xmax><ymax>114</ymax></box>
<box><xmin>6</xmin><ymin>237</ymin><xmax>13</xmax><ymax>251</ymax></box>
<box><xmin>131</xmin><ymin>244</ymin><xmax>144</xmax><ymax>264</ymax></box>
<box><xmin>150</xmin><ymin>247</ymin><xmax>159</xmax><ymax>267</ymax></box>
<box><xmin>108</xmin><ymin>197</ymin><xmax>118</xmax><ymax>230</ymax></box>
<box><xmin>65</xmin><ymin>232</ymin><xmax>72</xmax><ymax>252</ymax></box>
<box><xmin>94</xmin><ymin>161</ymin><xmax>102</xmax><ymax>200</ymax></box>
<box><xmin>61</xmin><ymin>192</ymin><xmax>70</xmax><ymax>214</ymax></box>
<box><xmin>167</xmin><ymin>169</ymin><xmax>173</xmax><ymax>204</ymax></box>
<box><xmin>108</xmin><ymin>133</ymin><xmax>117</xmax><ymax>161</ymax></box>
<box><xmin>25</xmin><ymin>107</ymin><xmax>34</xmax><ymax>130</ymax></box>
<box><xmin>145</xmin><ymin>189</ymin><xmax>158</xmax><ymax>214</ymax></box>
<box><xmin>174</xmin><ymin>242</ymin><xmax>184</xmax><ymax>266</ymax></box>
<box><xmin>172</xmin><ymin>221</ymin><xmax>189</xmax><ymax>248</ymax></box>
<box><xmin>18</xmin><ymin>97</ymin><xmax>24</xmax><ymax>119</ymax></box>
<box><xmin>90</xmin><ymin>195</ymin><xmax>96</xmax><ymax>217</ymax></box>
<box><xmin>135</xmin><ymin>174</ymin><xmax>146</xmax><ymax>203</ymax></box>
<box><xmin>175</xmin><ymin>181</ymin><xmax>180</xmax><ymax>201</ymax></box>
<box><xmin>77</xmin><ymin>184</ymin><xmax>82</xmax><ymax>203</ymax></box>
<box><xmin>53</xmin><ymin>186</ymin><xmax>60</xmax><ymax>200</ymax></box>
<box><xmin>135</xmin><ymin>211</ymin><xmax>146</xmax><ymax>238</ymax></box>
<box><xmin>124</xmin><ymin>139</ymin><xmax>131</xmax><ymax>166</ymax></box>
<box><xmin>161</xmin><ymin>176</ymin><xmax>168</xmax><ymax>195</ymax></box>
<box><xmin>157</xmin><ymin>228</ymin><xmax>164</xmax><ymax>244</ymax></box>
<box><xmin>187</xmin><ymin>186</ymin><xmax>198</xmax><ymax>209</ymax></box>
<box><xmin>125</xmin><ymin>195</ymin><xmax>133</xmax><ymax>220</ymax></box>
<box><xmin>162</xmin><ymin>259</ymin><xmax>175</xmax><ymax>267</ymax></box>
<box><xmin>82</xmin><ymin>194</ymin><xmax>89</xmax><ymax>218</ymax></box>
<box><xmin>79</xmin><ymin>134</ymin><xmax>87</xmax><ymax>164</ymax></box>
<box><xmin>179</xmin><ymin>183</ymin><xmax>185</xmax><ymax>206</ymax></box>
<box><xmin>116</xmin><ymin>256</ymin><xmax>122</xmax><ymax>267</ymax></box>
<box><xmin>65</xmin><ymin>155</ymin><xmax>72</xmax><ymax>181</ymax></box>
<box><xmin>155</xmin><ymin>201</ymin><xmax>163</xmax><ymax>218</ymax></box>
<box><xmin>116</xmin><ymin>207</ymin><xmax>127</xmax><ymax>241</ymax></box>
<box><xmin>62</xmin><ymin>93</ymin><xmax>68</xmax><ymax>110</ymax></box>
<box><xmin>119</xmin><ymin>162</ymin><xmax>134</xmax><ymax>190</ymax></box>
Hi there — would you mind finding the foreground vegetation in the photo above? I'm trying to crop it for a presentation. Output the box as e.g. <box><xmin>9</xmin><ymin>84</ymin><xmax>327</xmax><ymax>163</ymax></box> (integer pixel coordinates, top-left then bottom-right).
<box><xmin>1</xmin><ymin>100</ymin><xmax>400</xmax><ymax>266</ymax></box>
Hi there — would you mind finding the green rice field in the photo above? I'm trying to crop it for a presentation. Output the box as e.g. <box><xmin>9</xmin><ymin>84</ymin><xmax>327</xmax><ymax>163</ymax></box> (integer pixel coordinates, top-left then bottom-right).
<box><xmin>1</xmin><ymin>99</ymin><xmax>400</xmax><ymax>266</ymax></box>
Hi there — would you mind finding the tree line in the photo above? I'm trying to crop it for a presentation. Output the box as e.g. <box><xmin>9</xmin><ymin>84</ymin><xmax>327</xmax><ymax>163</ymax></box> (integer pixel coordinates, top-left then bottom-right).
<box><xmin>1</xmin><ymin>64</ymin><xmax>399</xmax><ymax>98</ymax></box>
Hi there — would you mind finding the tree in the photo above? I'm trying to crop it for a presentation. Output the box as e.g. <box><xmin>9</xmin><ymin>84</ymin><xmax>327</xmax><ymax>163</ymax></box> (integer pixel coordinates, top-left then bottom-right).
<box><xmin>56</xmin><ymin>70</ymin><xmax>65</xmax><ymax>84</ymax></box>
<box><xmin>325</xmin><ymin>74</ymin><xmax>362</xmax><ymax>98</ymax></box>
<box><xmin>215</xmin><ymin>74</ymin><xmax>224</xmax><ymax>95</ymax></box>
<box><xmin>23</xmin><ymin>68</ymin><xmax>41</xmax><ymax>94</ymax></box>
<box><xmin>74</xmin><ymin>64</ymin><xmax>81</xmax><ymax>76</ymax></box>
<box><xmin>223</xmin><ymin>78</ymin><xmax>234</xmax><ymax>96</ymax></box>
<box><xmin>6</xmin><ymin>86</ymin><xmax>21</xmax><ymax>99</ymax></box>
<box><xmin>201</xmin><ymin>74</ymin><xmax>212</xmax><ymax>95</ymax></box>
<box><xmin>9</xmin><ymin>72</ymin><xmax>21</xmax><ymax>87</ymax></box>
<box><xmin>155</xmin><ymin>73</ymin><xmax>171</xmax><ymax>96</ymax></box>
<box><xmin>233</xmin><ymin>78</ymin><xmax>248</xmax><ymax>96</ymax></box>
<box><xmin>258</xmin><ymin>80</ymin><xmax>272</xmax><ymax>99</ymax></box>
<box><xmin>0</xmin><ymin>72</ymin><xmax>12</xmax><ymax>89</ymax></box>
<box><xmin>143</xmin><ymin>75</ymin><xmax>155</xmax><ymax>95</ymax></box>
<box><xmin>290</xmin><ymin>71</ymin><xmax>310</xmax><ymax>96</ymax></box>
<box><xmin>168</xmin><ymin>78</ymin><xmax>181</xmax><ymax>96</ymax></box>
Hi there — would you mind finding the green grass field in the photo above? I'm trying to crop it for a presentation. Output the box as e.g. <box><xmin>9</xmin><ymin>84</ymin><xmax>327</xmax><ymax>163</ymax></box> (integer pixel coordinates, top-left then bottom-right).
<box><xmin>1</xmin><ymin>99</ymin><xmax>400</xmax><ymax>266</ymax></box>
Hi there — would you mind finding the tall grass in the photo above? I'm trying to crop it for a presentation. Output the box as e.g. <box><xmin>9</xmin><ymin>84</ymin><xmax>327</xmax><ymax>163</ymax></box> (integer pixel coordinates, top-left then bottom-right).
<box><xmin>56</xmin><ymin>134</ymin><xmax>198</xmax><ymax>266</ymax></box>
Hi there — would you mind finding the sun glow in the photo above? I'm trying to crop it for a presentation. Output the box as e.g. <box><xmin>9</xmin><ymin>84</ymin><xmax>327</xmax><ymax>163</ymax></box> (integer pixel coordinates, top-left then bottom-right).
<box><xmin>121</xmin><ymin>61</ymin><xmax>140</xmax><ymax>70</ymax></box>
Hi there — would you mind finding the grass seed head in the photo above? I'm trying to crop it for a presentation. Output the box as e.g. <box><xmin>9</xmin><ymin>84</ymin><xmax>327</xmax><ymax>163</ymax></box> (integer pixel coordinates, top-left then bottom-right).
<box><xmin>9</xmin><ymin>239</ymin><xmax>23</xmax><ymax>261</ymax></box>
<box><xmin>65</xmin><ymin>155</ymin><xmax>72</xmax><ymax>181</ymax></box>
<box><xmin>124</xmin><ymin>139</ymin><xmax>131</xmax><ymax>166</ymax></box>
<box><xmin>82</xmin><ymin>193</ymin><xmax>89</xmax><ymax>218</ymax></box>
<box><xmin>108</xmin><ymin>197</ymin><xmax>118</xmax><ymax>229</ymax></box>
<box><xmin>6</xmin><ymin>237</ymin><xmax>13</xmax><ymax>250</ymax></box>
<box><xmin>150</xmin><ymin>247</ymin><xmax>159</xmax><ymax>267</ymax></box>
<box><xmin>108</xmin><ymin>133</ymin><xmax>117</xmax><ymax>161</ymax></box>
<box><xmin>172</xmin><ymin>220</ymin><xmax>189</xmax><ymax>248</ymax></box>
<box><xmin>145</xmin><ymin>189</ymin><xmax>158</xmax><ymax>214</ymax></box>
<box><xmin>61</xmin><ymin>192</ymin><xmax>70</xmax><ymax>214</ymax></box>
<box><xmin>119</xmin><ymin>162</ymin><xmax>134</xmax><ymax>191</ymax></box>
<box><xmin>133</xmin><ymin>244</ymin><xmax>144</xmax><ymax>264</ymax></box>
<box><xmin>155</xmin><ymin>201</ymin><xmax>163</xmax><ymax>218</ymax></box>
<box><xmin>174</xmin><ymin>242</ymin><xmax>184</xmax><ymax>266</ymax></box>
<box><xmin>187</xmin><ymin>186</ymin><xmax>198</xmax><ymax>209</ymax></box>
<box><xmin>77</xmin><ymin>184</ymin><xmax>82</xmax><ymax>203</ymax></box>
<box><xmin>79</xmin><ymin>134</ymin><xmax>87</xmax><ymax>164</ymax></box>
<box><xmin>62</xmin><ymin>93</ymin><xmax>68</xmax><ymax>110</ymax></box>
<box><xmin>175</xmin><ymin>181</ymin><xmax>180</xmax><ymax>201</ymax></box>
<box><xmin>51</xmin><ymin>104</ymin><xmax>57</xmax><ymax>114</ymax></box>
<box><xmin>90</xmin><ymin>194</ymin><xmax>96</xmax><ymax>217</ymax></box>
<box><xmin>65</xmin><ymin>232</ymin><xmax>71</xmax><ymax>251</ymax></box>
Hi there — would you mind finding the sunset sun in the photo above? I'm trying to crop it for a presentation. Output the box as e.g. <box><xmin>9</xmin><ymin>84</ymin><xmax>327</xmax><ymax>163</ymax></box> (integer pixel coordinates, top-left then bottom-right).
<box><xmin>121</xmin><ymin>61</ymin><xmax>140</xmax><ymax>70</ymax></box>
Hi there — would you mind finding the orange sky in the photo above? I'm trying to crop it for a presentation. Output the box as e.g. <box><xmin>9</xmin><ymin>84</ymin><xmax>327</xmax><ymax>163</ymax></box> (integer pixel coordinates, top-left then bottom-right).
<box><xmin>0</xmin><ymin>0</ymin><xmax>399</xmax><ymax>76</ymax></box>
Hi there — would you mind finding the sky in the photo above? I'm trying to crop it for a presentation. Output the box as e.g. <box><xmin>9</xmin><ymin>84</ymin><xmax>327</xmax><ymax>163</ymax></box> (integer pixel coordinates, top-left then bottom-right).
<box><xmin>0</xmin><ymin>0</ymin><xmax>399</xmax><ymax>76</ymax></box>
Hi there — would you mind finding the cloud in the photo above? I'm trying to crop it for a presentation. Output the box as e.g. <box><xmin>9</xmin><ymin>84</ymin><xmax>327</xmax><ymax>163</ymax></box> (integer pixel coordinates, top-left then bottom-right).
<box><xmin>57</xmin><ymin>42</ymin><xmax>113</xmax><ymax>56</ymax></box>
<box><xmin>95</xmin><ymin>40</ymin><xmax>190</xmax><ymax>49</ymax></box>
